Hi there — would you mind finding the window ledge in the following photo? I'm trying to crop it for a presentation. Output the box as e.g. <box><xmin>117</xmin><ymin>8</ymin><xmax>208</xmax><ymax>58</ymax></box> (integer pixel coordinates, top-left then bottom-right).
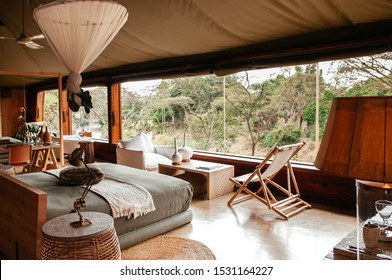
<box><xmin>192</xmin><ymin>150</ymin><xmax>317</xmax><ymax>171</ymax></box>
<box><xmin>192</xmin><ymin>150</ymin><xmax>355</xmax><ymax>211</ymax></box>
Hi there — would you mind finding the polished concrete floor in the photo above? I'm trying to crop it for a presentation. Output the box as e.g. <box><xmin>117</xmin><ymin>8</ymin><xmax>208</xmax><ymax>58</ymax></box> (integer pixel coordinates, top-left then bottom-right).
<box><xmin>0</xmin><ymin>192</ymin><xmax>355</xmax><ymax>260</ymax></box>
<box><xmin>165</xmin><ymin>193</ymin><xmax>356</xmax><ymax>260</ymax></box>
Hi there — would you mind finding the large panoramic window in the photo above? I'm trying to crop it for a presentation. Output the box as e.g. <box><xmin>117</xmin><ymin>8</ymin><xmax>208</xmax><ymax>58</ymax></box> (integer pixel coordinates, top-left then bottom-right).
<box><xmin>43</xmin><ymin>89</ymin><xmax>59</xmax><ymax>135</ymax></box>
<box><xmin>121</xmin><ymin>68</ymin><xmax>319</xmax><ymax>162</ymax></box>
<box><xmin>44</xmin><ymin>53</ymin><xmax>391</xmax><ymax>163</ymax></box>
<box><xmin>121</xmin><ymin>53</ymin><xmax>392</xmax><ymax>163</ymax></box>
<box><xmin>71</xmin><ymin>86</ymin><xmax>109</xmax><ymax>139</ymax></box>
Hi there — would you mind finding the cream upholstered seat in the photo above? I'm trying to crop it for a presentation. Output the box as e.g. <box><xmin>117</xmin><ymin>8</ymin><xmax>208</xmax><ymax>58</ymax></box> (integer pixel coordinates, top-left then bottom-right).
<box><xmin>116</xmin><ymin>132</ymin><xmax>173</xmax><ymax>171</ymax></box>
<box><xmin>227</xmin><ymin>142</ymin><xmax>311</xmax><ymax>219</ymax></box>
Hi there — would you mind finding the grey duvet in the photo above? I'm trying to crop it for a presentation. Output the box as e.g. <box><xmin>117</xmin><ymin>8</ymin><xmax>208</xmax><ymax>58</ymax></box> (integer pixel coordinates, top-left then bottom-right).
<box><xmin>15</xmin><ymin>162</ymin><xmax>193</xmax><ymax>237</ymax></box>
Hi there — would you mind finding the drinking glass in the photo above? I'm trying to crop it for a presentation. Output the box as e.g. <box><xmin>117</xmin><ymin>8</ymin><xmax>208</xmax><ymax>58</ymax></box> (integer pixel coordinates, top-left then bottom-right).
<box><xmin>375</xmin><ymin>200</ymin><xmax>392</xmax><ymax>229</ymax></box>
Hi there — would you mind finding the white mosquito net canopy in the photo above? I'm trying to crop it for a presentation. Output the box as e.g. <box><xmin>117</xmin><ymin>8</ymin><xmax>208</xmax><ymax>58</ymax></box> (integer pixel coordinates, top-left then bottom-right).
<box><xmin>33</xmin><ymin>0</ymin><xmax>128</xmax><ymax>94</ymax></box>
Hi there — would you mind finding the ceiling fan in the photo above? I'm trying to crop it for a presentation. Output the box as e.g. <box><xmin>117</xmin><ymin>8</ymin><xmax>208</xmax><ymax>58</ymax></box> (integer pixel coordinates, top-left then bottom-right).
<box><xmin>0</xmin><ymin>0</ymin><xmax>45</xmax><ymax>49</ymax></box>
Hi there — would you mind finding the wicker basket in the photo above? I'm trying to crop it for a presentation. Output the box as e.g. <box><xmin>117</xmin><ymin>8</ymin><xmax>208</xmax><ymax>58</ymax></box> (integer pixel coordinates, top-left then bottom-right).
<box><xmin>38</xmin><ymin>212</ymin><xmax>121</xmax><ymax>260</ymax></box>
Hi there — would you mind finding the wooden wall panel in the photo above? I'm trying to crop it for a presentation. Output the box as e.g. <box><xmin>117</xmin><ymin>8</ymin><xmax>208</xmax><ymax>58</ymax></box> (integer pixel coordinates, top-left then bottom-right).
<box><xmin>25</xmin><ymin>89</ymin><xmax>38</xmax><ymax>122</ymax></box>
<box><xmin>0</xmin><ymin>88</ymin><xmax>24</xmax><ymax>137</ymax></box>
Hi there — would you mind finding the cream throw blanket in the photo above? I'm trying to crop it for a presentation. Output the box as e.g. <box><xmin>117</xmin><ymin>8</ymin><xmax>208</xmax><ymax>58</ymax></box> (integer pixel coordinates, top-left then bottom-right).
<box><xmin>90</xmin><ymin>176</ymin><xmax>156</xmax><ymax>219</ymax></box>
<box><xmin>44</xmin><ymin>169</ymin><xmax>155</xmax><ymax>219</ymax></box>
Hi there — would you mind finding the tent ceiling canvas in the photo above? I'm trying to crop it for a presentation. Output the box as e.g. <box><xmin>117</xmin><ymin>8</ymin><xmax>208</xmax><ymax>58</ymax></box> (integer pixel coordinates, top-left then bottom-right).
<box><xmin>0</xmin><ymin>0</ymin><xmax>391</xmax><ymax>88</ymax></box>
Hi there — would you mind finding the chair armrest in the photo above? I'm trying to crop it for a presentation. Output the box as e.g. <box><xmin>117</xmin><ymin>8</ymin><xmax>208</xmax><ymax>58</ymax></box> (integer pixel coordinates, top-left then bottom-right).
<box><xmin>116</xmin><ymin>147</ymin><xmax>145</xmax><ymax>170</ymax></box>
<box><xmin>154</xmin><ymin>145</ymin><xmax>175</xmax><ymax>159</ymax></box>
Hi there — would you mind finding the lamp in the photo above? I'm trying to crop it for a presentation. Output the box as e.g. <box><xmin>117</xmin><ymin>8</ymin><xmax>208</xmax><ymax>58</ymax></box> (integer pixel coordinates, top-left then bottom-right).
<box><xmin>314</xmin><ymin>96</ymin><xmax>392</xmax><ymax>256</ymax></box>
<box><xmin>314</xmin><ymin>96</ymin><xmax>392</xmax><ymax>182</ymax></box>
<box><xmin>17</xmin><ymin>106</ymin><xmax>26</xmax><ymax>120</ymax></box>
<box><xmin>68</xmin><ymin>147</ymin><xmax>98</xmax><ymax>228</ymax></box>
<box><xmin>33</xmin><ymin>0</ymin><xmax>128</xmax><ymax>113</ymax></box>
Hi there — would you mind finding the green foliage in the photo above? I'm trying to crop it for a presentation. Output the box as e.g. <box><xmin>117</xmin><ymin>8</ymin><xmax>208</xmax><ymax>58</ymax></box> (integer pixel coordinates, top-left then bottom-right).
<box><xmin>43</xmin><ymin>90</ymin><xmax>59</xmax><ymax>131</ymax></box>
<box><xmin>344</xmin><ymin>81</ymin><xmax>390</xmax><ymax>97</ymax></box>
<box><xmin>262</xmin><ymin>125</ymin><xmax>302</xmax><ymax>147</ymax></box>
<box><xmin>301</xmin><ymin>89</ymin><xmax>337</xmax><ymax>138</ymax></box>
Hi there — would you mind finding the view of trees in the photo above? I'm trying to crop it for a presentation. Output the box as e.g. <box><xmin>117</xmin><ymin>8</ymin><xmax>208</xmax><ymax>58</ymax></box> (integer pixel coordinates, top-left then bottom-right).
<box><xmin>44</xmin><ymin>52</ymin><xmax>392</xmax><ymax>163</ymax></box>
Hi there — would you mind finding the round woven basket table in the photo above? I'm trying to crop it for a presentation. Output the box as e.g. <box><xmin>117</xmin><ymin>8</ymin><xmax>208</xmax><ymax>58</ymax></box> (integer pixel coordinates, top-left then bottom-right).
<box><xmin>39</xmin><ymin>212</ymin><xmax>121</xmax><ymax>260</ymax></box>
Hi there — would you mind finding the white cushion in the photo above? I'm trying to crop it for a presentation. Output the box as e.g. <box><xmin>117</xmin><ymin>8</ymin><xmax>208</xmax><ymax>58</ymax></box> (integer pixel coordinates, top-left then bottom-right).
<box><xmin>144</xmin><ymin>153</ymin><xmax>172</xmax><ymax>170</ymax></box>
<box><xmin>154</xmin><ymin>145</ymin><xmax>175</xmax><ymax>159</ymax></box>
<box><xmin>142</xmin><ymin>132</ymin><xmax>155</xmax><ymax>153</ymax></box>
<box><xmin>120</xmin><ymin>134</ymin><xmax>147</xmax><ymax>151</ymax></box>
<box><xmin>116</xmin><ymin>148</ymin><xmax>144</xmax><ymax>169</ymax></box>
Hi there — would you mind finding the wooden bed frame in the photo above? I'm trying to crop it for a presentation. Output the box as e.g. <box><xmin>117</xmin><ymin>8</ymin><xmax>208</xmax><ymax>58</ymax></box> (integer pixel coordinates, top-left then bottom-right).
<box><xmin>0</xmin><ymin>171</ymin><xmax>193</xmax><ymax>260</ymax></box>
<box><xmin>0</xmin><ymin>173</ymin><xmax>47</xmax><ymax>260</ymax></box>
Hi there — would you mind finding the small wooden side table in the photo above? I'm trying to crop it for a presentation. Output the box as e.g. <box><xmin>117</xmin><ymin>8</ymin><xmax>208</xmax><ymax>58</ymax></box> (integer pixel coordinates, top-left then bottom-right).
<box><xmin>39</xmin><ymin>212</ymin><xmax>121</xmax><ymax>260</ymax></box>
<box><xmin>158</xmin><ymin>160</ymin><xmax>235</xmax><ymax>200</ymax></box>
<box><xmin>29</xmin><ymin>143</ymin><xmax>60</xmax><ymax>172</ymax></box>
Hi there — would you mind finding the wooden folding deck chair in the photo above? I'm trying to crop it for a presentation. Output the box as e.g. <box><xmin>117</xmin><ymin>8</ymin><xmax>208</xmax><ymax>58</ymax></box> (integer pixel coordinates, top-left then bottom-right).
<box><xmin>227</xmin><ymin>142</ymin><xmax>311</xmax><ymax>219</ymax></box>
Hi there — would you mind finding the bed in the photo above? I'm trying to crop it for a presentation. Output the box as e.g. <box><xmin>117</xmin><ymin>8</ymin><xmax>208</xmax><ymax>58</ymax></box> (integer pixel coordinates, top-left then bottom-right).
<box><xmin>0</xmin><ymin>162</ymin><xmax>193</xmax><ymax>260</ymax></box>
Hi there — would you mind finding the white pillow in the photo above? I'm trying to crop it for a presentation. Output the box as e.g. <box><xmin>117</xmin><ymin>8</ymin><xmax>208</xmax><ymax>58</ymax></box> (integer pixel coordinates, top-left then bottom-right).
<box><xmin>120</xmin><ymin>134</ymin><xmax>147</xmax><ymax>151</ymax></box>
<box><xmin>154</xmin><ymin>145</ymin><xmax>175</xmax><ymax>159</ymax></box>
<box><xmin>144</xmin><ymin>153</ymin><xmax>172</xmax><ymax>170</ymax></box>
<box><xmin>142</xmin><ymin>132</ymin><xmax>155</xmax><ymax>153</ymax></box>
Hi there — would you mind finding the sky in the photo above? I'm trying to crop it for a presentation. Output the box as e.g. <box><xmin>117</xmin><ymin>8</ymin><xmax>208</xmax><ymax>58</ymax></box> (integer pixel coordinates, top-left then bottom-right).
<box><xmin>122</xmin><ymin>61</ymin><xmax>336</xmax><ymax>93</ymax></box>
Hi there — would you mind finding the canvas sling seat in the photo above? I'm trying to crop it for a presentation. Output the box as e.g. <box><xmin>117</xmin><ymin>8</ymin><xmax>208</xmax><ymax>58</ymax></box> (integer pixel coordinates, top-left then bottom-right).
<box><xmin>227</xmin><ymin>142</ymin><xmax>311</xmax><ymax>219</ymax></box>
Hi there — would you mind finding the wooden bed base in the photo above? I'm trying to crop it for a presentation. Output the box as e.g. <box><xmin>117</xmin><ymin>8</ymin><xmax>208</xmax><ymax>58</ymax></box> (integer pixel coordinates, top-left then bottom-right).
<box><xmin>0</xmin><ymin>173</ymin><xmax>47</xmax><ymax>260</ymax></box>
<box><xmin>0</xmin><ymin>172</ymin><xmax>193</xmax><ymax>260</ymax></box>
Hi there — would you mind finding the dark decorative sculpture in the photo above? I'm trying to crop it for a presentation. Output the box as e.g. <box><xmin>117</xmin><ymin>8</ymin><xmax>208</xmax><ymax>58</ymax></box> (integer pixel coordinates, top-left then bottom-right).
<box><xmin>68</xmin><ymin>89</ymin><xmax>93</xmax><ymax>114</ymax></box>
